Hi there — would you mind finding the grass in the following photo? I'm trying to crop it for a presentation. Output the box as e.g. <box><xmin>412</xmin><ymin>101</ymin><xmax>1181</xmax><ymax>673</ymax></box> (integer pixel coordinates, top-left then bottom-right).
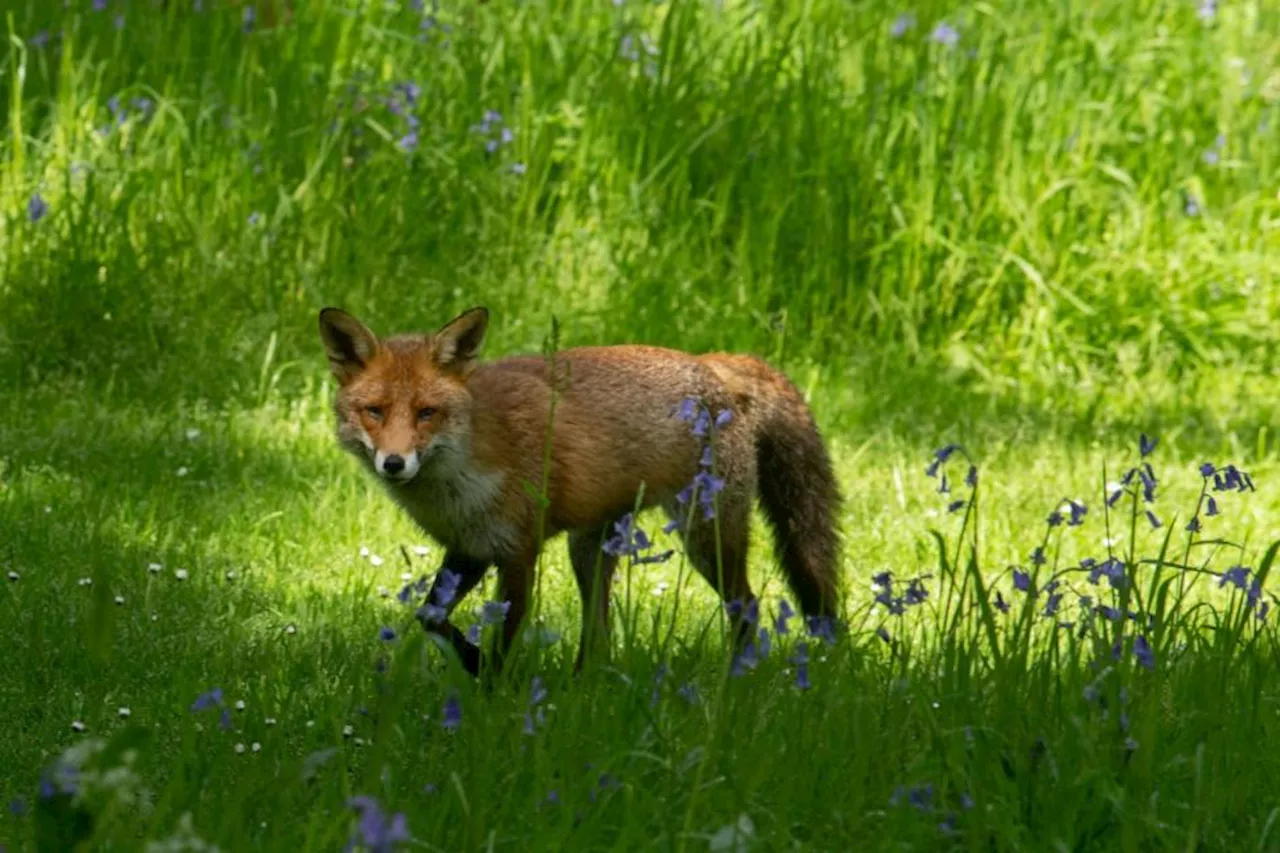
<box><xmin>4</xmin><ymin>0</ymin><xmax>1280</xmax><ymax>850</ymax></box>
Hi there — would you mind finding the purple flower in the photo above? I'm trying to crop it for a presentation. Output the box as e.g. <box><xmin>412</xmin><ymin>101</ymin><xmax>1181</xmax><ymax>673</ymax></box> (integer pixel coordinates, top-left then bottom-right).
<box><xmin>757</xmin><ymin>627</ymin><xmax>771</xmax><ymax>659</ymax></box>
<box><xmin>891</xmin><ymin>783</ymin><xmax>935</xmax><ymax>812</ymax></box>
<box><xmin>730</xmin><ymin>642</ymin><xmax>759</xmax><ymax>677</ymax></box>
<box><xmin>1186</xmin><ymin>516</ymin><xmax>1201</xmax><ymax>534</ymax></box>
<box><xmin>1133</xmin><ymin>635</ymin><xmax>1155</xmax><ymax>671</ymax></box>
<box><xmin>417</xmin><ymin>602</ymin><xmax>445</xmax><ymax>624</ymax></box>
<box><xmin>674</xmin><ymin>397</ymin><xmax>698</xmax><ymax>423</ymax></box>
<box><xmin>510</xmin><ymin>162</ymin><xmax>527</xmax><ymax>175</ymax></box>
<box><xmin>1247</xmin><ymin>579</ymin><xmax>1264</xmax><ymax>611</ymax></box>
<box><xmin>794</xmin><ymin>663</ymin><xmax>811</xmax><ymax>690</ymax></box>
<box><xmin>1031</xmin><ymin>547</ymin><xmax>1046</xmax><ymax>567</ymax></box>
<box><xmin>1200</xmin><ymin>462</ymin><xmax>1216</xmax><ymax>477</ymax></box>
<box><xmin>346</xmin><ymin>795</ymin><xmax>410</xmax><ymax>852</ymax></box>
<box><xmin>965</xmin><ymin>466</ymin><xmax>978</xmax><ymax>488</ymax></box>
<box><xmin>242</xmin><ymin>7</ymin><xmax>256</xmax><ymax>32</ymax></box>
<box><xmin>1219</xmin><ymin>566</ymin><xmax>1250</xmax><ymax>589</ymax></box>
<box><xmin>114</xmin><ymin>13</ymin><xmax>125</xmax><ymax>29</ymax></box>
<box><xmin>714</xmin><ymin>410</ymin><xmax>733</xmax><ymax>429</ymax></box>
<box><xmin>876</xmin><ymin>626</ymin><xmax>892</xmax><ymax>643</ymax></box>
<box><xmin>1097</xmin><ymin>605</ymin><xmax>1121</xmax><ymax>621</ymax></box>
<box><xmin>1042</xmin><ymin>593</ymin><xmax>1063</xmax><ymax>618</ymax></box>
<box><xmin>890</xmin><ymin>12</ymin><xmax>916</xmax><ymax>38</ymax></box>
<box><xmin>930</xmin><ymin>22</ymin><xmax>958</xmax><ymax>47</ymax></box>
<box><xmin>379</xmin><ymin>626</ymin><xmax>397</xmax><ymax>642</ymax></box>
<box><xmin>1139</xmin><ymin>434</ymin><xmax>1157</xmax><ymax>457</ymax></box>
<box><xmin>1198</xmin><ymin>0</ymin><xmax>1217</xmax><ymax>22</ymax></box>
<box><xmin>994</xmin><ymin>591</ymin><xmax>1009</xmax><ymax>613</ymax></box>
<box><xmin>677</xmin><ymin>682</ymin><xmax>700</xmax><ymax>704</ymax></box>
<box><xmin>937</xmin><ymin>472</ymin><xmax>950</xmax><ymax>494</ymax></box>
<box><xmin>934</xmin><ymin>444</ymin><xmax>960</xmax><ymax>463</ymax></box>
<box><xmin>190</xmin><ymin>687</ymin><xmax>231</xmax><ymax>730</ymax></box>
<box><xmin>466</xmin><ymin>624</ymin><xmax>481</xmax><ymax>644</ymax></box>
<box><xmin>529</xmin><ymin>676</ymin><xmax>547</xmax><ymax>706</ymax></box>
<box><xmin>904</xmin><ymin>578</ymin><xmax>928</xmax><ymax>606</ymax></box>
<box><xmin>1206</xmin><ymin>496</ymin><xmax>1220</xmax><ymax>517</ymax></box>
<box><xmin>441</xmin><ymin>695</ymin><xmax>462</xmax><ymax>730</ymax></box>
<box><xmin>9</xmin><ymin>797</ymin><xmax>28</xmax><ymax>816</ymax></box>
<box><xmin>946</xmin><ymin>499</ymin><xmax>966</xmax><ymax>513</ymax></box>
<box><xmin>1012</xmin><ymin>570</ymin><xmax>1030</xmax><ymax>592</ymax></box>
<box><xmin>806</xmin><ymin>615</ymin><xmax>838</xmax><ymax>644</ymax></box>
<box><xmin>1067</xmin><ymin>500</ymin><xmax>1087</xmax><ymax>526</ymax></box>
<box><xmin>398</xmin><ymin>131</ymin><xmax>419</xmax><ymax>152</ymax></box>
<box><xmin>774</xmin><ymin>599</ymin><xmax>794</xmax><ymax>634</ymax></box>
<box><xmin>28</xmin><ymin>193</ymin><xmax>48</xmax><ymax>223</ymax></box>
<box><xmin>480</xmin><ymin>600</ymin><xmax>511</xmax><ymax>625</ymax></box>
<box><xmin>93</xmin><ymin>0</ymin><xmax>107</xmax><ymax>10</ymax></box>
<box><xmin>248</xmin><ymin>211</ymin><xmax>262</xmax><ymax>227</ymax></box>
<box><xmin>29</xmin><ymin>30</ymin><xmax>50</xmax><ymax>48</ymax></box>
<box><xmin>1146</xmin><ymin>510</ymin><xmax>1162</xmax><ymax>529</ymax></box>
<box><xmin>434</xmin><ymin>569</ymin><xmax>461</xmax><ymax>606</ymax></box>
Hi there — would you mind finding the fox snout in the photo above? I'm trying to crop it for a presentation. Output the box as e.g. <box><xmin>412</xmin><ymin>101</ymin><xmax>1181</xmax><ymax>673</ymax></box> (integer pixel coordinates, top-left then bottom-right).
<box><xmin>374</xmin><ymin>448</ymin><xmax>421</xmax><ymax>482</ymax></box>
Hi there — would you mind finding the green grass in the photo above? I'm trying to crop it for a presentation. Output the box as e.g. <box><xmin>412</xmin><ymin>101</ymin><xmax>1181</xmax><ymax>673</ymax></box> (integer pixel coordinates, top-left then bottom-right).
<box><xmin>5</xmin><ymin>0</ymin><xmax>1280</xmax><ymax>850</ymax></box>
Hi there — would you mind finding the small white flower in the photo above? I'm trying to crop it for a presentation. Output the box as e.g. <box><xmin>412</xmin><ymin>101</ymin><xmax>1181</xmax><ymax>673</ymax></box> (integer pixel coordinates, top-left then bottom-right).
<box><xmin>651</xmin><ymin>582</ymin><xmax>669</xmax><ymax>597</ymax></box>
<box><xmin>377</xmin><ymin>586</ymin><xmax>391</xmax><ymax>598</ymax></box>
<box><xmin>6</xmin><ymin>571</ymin><xmax>18</xmax><ymax>582</ymax></box>
<box><xmin>354</xmin><ymin>737</ymin><xmax>365</xmax><ymax>746</ymax></box>
<box><xmin>150</xmin><ymin>613</ymin><xmax>159</xmax><ymax>622</ymax></box>
<box><xmin>185</xmin><ymin>428</ymin><xmax>202</xmax><ymax>441</ymax></box>
<box><xmin>176</xmin><ymin>467</ymin><xmax>189</xmax><ymax>477</ymax></box>
<box><xmin>118</xmin><ymin>707</ymin><xmax>131</xmax><ymax>718</ymax></box>
<box><xmin>265</xmin><ymin>717</ymin><xmax>277</xmax><ymax>727</ymax></box>
<box><xmin>412</xmin><ymin>545</ymin><xmax>430</xmax><ymax>557</ymax></box>
<box><xmin>174</xmin><ymin>569</ymin><xmax>189</xmax><ymax>581</ymax></box>
<box><xmin>225</xmin><ymin>570</ymin><xmax>237</xmax><ymax>581</ymax></box>
<box><xmin>78</xmin><ymin>577</ymin><xmax>92</xmax><ymax>586</ymax></box>
<box><xmin>235</xmin><ymin>743</ymin><xmax>246</xmax><ymax>754</ymax></box>
<box><xmin>369</xmin><ymin>554</ymin><xmax>384</xmax><ymax>567</ymax></box>
<box><xmin>359</xmin><ymin>546</ymin><xmax>370</xmax><ymax>558</ymax></box>
<box><xmin>45</xmin><ymin>505</ymin><xmax>52</xmax><ymax>513</ymax></box>
<box><xmin>305</xmin><ymin>720</ymin><xmax>315</xmax><ymax>728</ymax></box>
<box><xmin>284</xmin><ymin>624</ymin><xmax>297</xmax><ymax>635</ymax></box>
<box><xmin>71</xmin><ymin>720</ymin><xmax>86</xmax><ymax>732</ymax></box>
<box><xmin>235</xmin><ymin>700</ymin><xmax>246</xmax><ymax>711</ymax></box>
<box><xmin>342</xmin><ymin>724</ymin><xmax>354</xmax><ymax>737</ymax></box>
<box><xmin>400</xmin><ymin>572</ymin><xmax>414</xmax><ymax>582</ymax></box>
<box><xmin>114</xmin><ymin>595</ymin><xmax>125</xmax><ymax>606</ymax></box>
<box><xmin>148</xmin><ymin>562</ymin><xmax>163</xmax><ymax>574</ymax></box>
<box><xmin>251</xmin><ymin>742</ymin><xmax>261</xmax><ymax>753</ymax></box>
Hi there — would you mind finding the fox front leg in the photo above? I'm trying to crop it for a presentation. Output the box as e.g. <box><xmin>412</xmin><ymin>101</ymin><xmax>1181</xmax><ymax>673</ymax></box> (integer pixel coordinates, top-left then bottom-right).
<box><xmin>415</xmin><ymin>551</ymin><xmax>490</xmax><ymax>676</ymax></box>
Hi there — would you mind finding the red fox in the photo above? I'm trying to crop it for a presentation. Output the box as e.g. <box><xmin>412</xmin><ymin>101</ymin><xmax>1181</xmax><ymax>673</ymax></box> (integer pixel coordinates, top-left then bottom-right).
<box><xmin>319</xmin><ymin>307</ymin><xmax>842</xmax><ymax>673</ymax></box>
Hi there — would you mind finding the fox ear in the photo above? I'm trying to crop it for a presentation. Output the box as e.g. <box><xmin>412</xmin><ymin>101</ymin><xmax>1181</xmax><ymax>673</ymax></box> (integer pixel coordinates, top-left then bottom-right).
<box><xmin>319</xmin><ymin>308</ymin><xmax>379</xmax><ymax>384</ymax></box>
<box><xmin>434</xmin><ymin>307</ymin><xmax>489</xmax><ymax>377</ymax></box>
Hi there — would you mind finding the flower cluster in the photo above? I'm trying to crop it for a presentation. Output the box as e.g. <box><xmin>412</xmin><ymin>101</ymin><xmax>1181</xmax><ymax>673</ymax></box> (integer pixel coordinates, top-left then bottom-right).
<box><xmin>872</xmin><ymin>570</ymin><xmax>930</xmax><ymax>616</ymax></box>
<box><xmin>346</xmin><ymin>795</ymin><xmax>410</xmax><ymax>852</ymax></box>
<box><xmin>523</xmin><ymin>676</ymin><xmax>549</xmax><ymax>736</ymax></box>
<box><xmin>602</xmin><ymin>513</ymin><xmax>674</xmax><ymax>563</ymax></box>
<box><xmin>386</xmin><ymin>81</ymin><xmax>423</xmax><ymax>153</ymax></box>
<box><xmin>670</xmin><ymin>397</ymin><xmax>732</xmax><ymax>525</ymax></box>
<box><xmin>924</xmin><ymin>443</ymin><xmax>977</xmax><ymax>514</ymax></box>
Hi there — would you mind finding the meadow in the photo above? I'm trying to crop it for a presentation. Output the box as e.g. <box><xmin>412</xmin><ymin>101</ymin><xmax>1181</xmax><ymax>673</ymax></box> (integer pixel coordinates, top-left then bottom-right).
<box><xmin>3</xmin><ymin>0</ymin><xmax>1280</xmax><ymax>849</ymax></box>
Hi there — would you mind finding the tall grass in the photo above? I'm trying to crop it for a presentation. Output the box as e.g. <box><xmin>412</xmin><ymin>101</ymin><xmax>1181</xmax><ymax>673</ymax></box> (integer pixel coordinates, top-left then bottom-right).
<box><xmin>4</xmin><ymin>0</ymin><xmax>1279</xmax><ymax>405</ymax></box>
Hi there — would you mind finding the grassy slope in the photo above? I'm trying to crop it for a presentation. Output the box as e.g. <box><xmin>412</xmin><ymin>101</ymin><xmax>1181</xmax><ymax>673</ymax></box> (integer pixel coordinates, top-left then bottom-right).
<box><xmin>3</xmin><ymin>0</ymin><xmax>1280</xmax><ymax>850</ymax></box>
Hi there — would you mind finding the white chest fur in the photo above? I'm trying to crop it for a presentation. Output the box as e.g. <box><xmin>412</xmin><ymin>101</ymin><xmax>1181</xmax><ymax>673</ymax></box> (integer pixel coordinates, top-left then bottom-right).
<box><xmin>387</xmin><ymin>461</ymin><xmax>514</xmax><ymax>562</ymax></box>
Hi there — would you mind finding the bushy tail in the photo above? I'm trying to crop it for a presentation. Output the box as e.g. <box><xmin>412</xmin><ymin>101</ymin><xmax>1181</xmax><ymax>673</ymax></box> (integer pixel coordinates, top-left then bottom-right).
<box><xmin>754</xmin><ymin>379</ymin><xmax>842</xmax><ymax>618</ymax></box>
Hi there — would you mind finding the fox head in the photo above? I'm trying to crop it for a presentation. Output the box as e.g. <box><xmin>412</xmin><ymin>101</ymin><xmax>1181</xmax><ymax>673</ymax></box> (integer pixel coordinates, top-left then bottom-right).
<box><xmin>318</xmin><ymin>306</ymin><xmax>489</xmax><ymax>483</ymax></box>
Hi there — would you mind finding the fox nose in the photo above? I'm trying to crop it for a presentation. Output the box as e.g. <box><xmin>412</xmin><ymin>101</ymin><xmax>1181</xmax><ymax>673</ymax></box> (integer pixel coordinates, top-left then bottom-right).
<box><xmin>381</xmin><ymin>454</ymin><xmax>406</xmax><ymax>475</ymax></box>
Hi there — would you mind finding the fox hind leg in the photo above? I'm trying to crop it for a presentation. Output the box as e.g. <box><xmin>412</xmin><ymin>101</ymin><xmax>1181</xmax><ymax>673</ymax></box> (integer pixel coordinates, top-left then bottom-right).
<box><xmin>567</xmin><ymin>524</ymin><xmax>622</xmax><ymax>671</ymax></box>
<box><xmin>663</xmin><ymin>496</ymin><xmax>758</xmax><ymax>652</ymax></box>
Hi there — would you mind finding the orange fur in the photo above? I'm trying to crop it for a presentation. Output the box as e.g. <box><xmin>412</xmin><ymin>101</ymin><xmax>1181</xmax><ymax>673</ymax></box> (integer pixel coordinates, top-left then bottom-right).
<box><xmin>319</xmin><ymin>307</ymin><xmax>842</xmax><ymax>673</ymax></box>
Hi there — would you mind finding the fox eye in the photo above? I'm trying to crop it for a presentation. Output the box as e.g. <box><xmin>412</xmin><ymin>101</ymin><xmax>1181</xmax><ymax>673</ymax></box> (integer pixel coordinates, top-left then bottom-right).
<box><xmin>417</xmin><ymin>407</ymin><xmax>437</xmax><ymax>422</ymax></box>
<box><xmin>365</xmin><ymin>406</ymin><xmax>384</xmax><ymax>420</ymax></box>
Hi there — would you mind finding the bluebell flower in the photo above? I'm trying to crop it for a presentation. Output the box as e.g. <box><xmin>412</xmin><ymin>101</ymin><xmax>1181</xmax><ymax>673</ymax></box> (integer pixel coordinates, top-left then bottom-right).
<box><xmin>1097</xmin><ymin>605</ymin><xmax>1121</xmax><ymax>621</ymax></box>
<box><xmin>1198</xmin><ymin>0</ymin><xmax>1217</xmax><ymax>22</ymax></box>
<box><xmin>806</xmin><ymin>615</ymin><xmax>838</xmax><ymax>644</ymax></box>
<box><xmin>691</xmin><ymin>409</ymin><xmax>711</xmax><ymax>438</ymax></box>
<box><xmin>1206</xmin><ymin>496</ymin><xmax>1220</xmax><ymax>517</ymax></box>
<box><xmin>674</xmin><ymin>397</ymin><xmax>698</xmax><ymax>423</ymax></box>
<box><xmin>242</xmin><ymin>6</ymin><xmax>255</xmax><ymax>32</ymax></box>
<box><xmin>1031</xmin><ymin>547</ymin><xmax>1046</xmax><ymax>567</ymax></box>
<box><xmin>714</xmin><ymin>410</ymin><xmax>733</xmax><ymax>429</ymax></box>
<box><xmin>757</xmin><ymin>628</ymin><xmax>772</xmax><ymax>659</ymax></box>
<box><xmin>29</xmin><ymin>30</ymin><xmax>50</xmax><ymax>48</ymax></box>
<box><xmin>904</xmin><ymin>578</ymin><xmax>928</xmax><ymax>606</ymax></box>
<box><xmin>480</xmin><ymin>601</ymin><xmax>510</xmax><ymax>625</ymax></box>
<box><xmin>947</xmin><ymin>499</ymin><xmax>966</xmax><ymax>513</ymax></box>
<box><xmin>994</xmin><ymin>591</ymin><xmax>1009</xmax><ymax>613</ymax></box>
<box><xmin>27</xmin><ymin>194</ymin><xmax>48</xmax><ymax>223</ymax></box>
<box><xmin>930</xmin><ymin>22</ymin><xmax>958</xmax><ymax>47</ymax></box>
<box><xmin>466</xmin><ymin>624</ymin><xmax>481</xmax><ymax>644</ymax></box>
<box><xmin>890</xmin><ymin>12</ymin><xmax>916</xmax><ymax>38</ymax></box>
<box><xmin>1107</xmin><ymin>487</ymin><xmax>1124</xmax><ymax>507</ymax></box>
<box><xmin>398</xmin><ymin>131</ymin><xmax>419</xmax><ymax>152</ymax></box>
<box><xmin>1146</xmin><ymin>510</ymin><xmax>1162</xmax><ymax>529</ymax></box>
<box><xmin>1133</xmin><ymin>635</ymin><xmax>1155</xmax><ymax>670</ymax></box>
<box><xmin>1186</xmin><ymin>516</ymin><xmax>1201</xmax><ymax>534</ymax></box>
<box><xmin>965</xmin><ymin>466</ymin><xmax>978</xmax><ymax>487</ymax></box>
<box><xmin>441</xmin><ymin>696</ymin><xmax>462</xmax><ymax>730</ymax></box>
<box><xmin>530</xmin><ymin>676</ymin><xmax>547</xmax><ymax>707</ymax></box>
<box><xmin>730</xmin><ymin>642</ymin><xmax>759</xmax><ymax>677</ymax></box>
<box><xmin>1042</xmin><ymin>593</ymin><xmax>1062</xmax><ymax>618</ymax></box>
<box><xmin>434</xmin><ymin>569</ymin><xmax>461</xmax><ymax>606</ymax></box>
<box><xmin>417</xmin><ymin>602</ymin><xmax>445</xmax><ymax>624</ymax></box>
<box><xmin>379</xmin><ymin>626</ymin><xmax>397</xmax><ymax>642</ymax></box>
<box><xmin>1012</xmin><ymin>570</ymin><xmax>1030</xmax><ymax>592</ymax></box>
<box><xmin>93</xmin><ymin>0</ymin><xmax>107</xmax><ymax>10</ymax></box>
<box><xmin>346</xmin><ymin>795</ymin><xmax>410</xmax><ymax>852</ymax></box>
<box><xmin>1200</xmin><ymin>462</ymin><xmax>1216</xmax><ymax>477</ymax></box>
<box><xmin>1139</xmin><ymin>434</ymin><xmax>1157</xmax><ymax>457</ymax></box>
<box><xmin>1067</xmin><ymin>500</ymin><xmax>1087</xmax><ymax>526</ymax></box>
<box><xmin>876</xmin><ymin>626</ymin><xmax>892</xmax><ymax>643</ymax></box>
<box><xmin>677</xmin><ymin>682</ymin><xmax>700</xmax><ymax>705</ymax></box>
<box><xmin>191</xmin><ymin>687</ymin><xmax>232</xmax><ymax>730</ymax></box>
<box><xmin>934</xmin><ymin>444</ymin><xmax>960</xmax><ymax>463</ymax></box>
<box><xmin>775</xmin><ymin>599</ymin><xmax>794</xmax><ymax>634</ymax></box>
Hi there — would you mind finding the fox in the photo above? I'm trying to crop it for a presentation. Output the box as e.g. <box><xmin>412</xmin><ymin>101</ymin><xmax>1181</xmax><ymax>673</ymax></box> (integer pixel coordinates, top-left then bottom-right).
<box><xmin>319</xmin><ymin>306</ymin><xmax>842</xmax><ymax>675</ymax></box>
